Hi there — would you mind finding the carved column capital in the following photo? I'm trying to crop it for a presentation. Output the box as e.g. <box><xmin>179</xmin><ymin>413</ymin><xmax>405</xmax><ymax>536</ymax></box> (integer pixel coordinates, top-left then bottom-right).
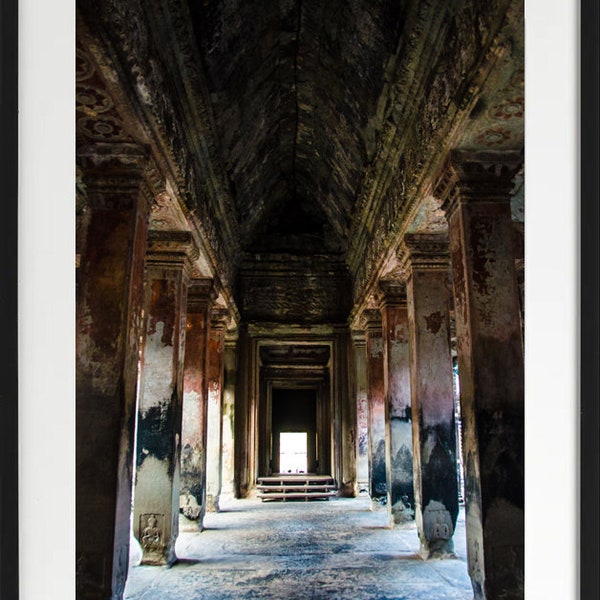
<box><xmin>378</xmin><ymin>279</ymin><xmax>407</xmax><ymax>309</ymax></box>
<box><xmin>224</xmin><ymin>330</ymin><xmax>239</xmax><ymax>349</ymax></box>
<box><xmin>351</xmin><ymin>329</ymin><xmax>366</xmax><ymax>348</ymax></box>
<box><xmin>210</xmin><ymin>307</ymin><xmax>230</xmax><ymax>331</ymax></box>
<box><xmin>186</xmin><ymin>278</ymin><xmax>216</xmax><ymax>313</ymax></box>
<box><xmin>361</xmin><ymin>309</ymin><xmax>383</xmax><ymax>333</ymax></box>
<box><xmin>434</xmin><ymin>150</ymin><xmax>523</xmax><ymax>220</ymax></box>
<box><xmin>78</xmin><ymin>143</ymin><xmax>155</xmax><ymax>211</ymax></box>
<box><xmin>145</xmin><ymin>230</ymin><xmax>198</xmax><ymax>277</ymax></box>
<box><xmin>401</xmin><ymin>232</ymin><xmax>450</xmax><ymax>273</ymax></box>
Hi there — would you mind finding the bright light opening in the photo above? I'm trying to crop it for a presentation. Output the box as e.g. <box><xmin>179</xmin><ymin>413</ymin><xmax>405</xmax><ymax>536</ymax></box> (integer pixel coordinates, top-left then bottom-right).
<box><xmin>279</xmin><ymin>432</ymin><xmax>307</xmax><ymax>474</ymax></box>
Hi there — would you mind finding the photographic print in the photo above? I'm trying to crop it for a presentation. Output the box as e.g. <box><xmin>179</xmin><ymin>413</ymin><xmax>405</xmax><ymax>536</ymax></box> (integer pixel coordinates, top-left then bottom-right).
<box><xmin>73</xmin><ymin>1</ymin><xmax>529</xmax><ymax>598</ymax></box>
<box><xmin>74</xmin><ymin>1</ymin><xmax>525</xmax><ymax>598</ymax></box>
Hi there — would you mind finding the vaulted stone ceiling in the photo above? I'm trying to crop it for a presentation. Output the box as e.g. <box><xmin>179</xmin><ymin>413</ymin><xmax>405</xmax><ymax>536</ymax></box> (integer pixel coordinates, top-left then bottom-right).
<box><xmin>187</xmin><ymin>0</ymin><xmax>406</xmax><ymax>252</ymax></box>
<box><xmin>77</xmin><ymin>0</ymin><xmax>524</xmax><ymax>324</ymax></box>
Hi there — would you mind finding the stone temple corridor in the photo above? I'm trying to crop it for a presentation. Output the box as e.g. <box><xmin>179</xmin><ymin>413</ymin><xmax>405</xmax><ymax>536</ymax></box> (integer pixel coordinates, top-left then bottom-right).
<box><xmin>124</xmin><ymin>497</ymin><xmax>472</xmax><ymax>600</ymax></box>
<box><xmin>76</xmin><ymin>1</ymin><xmax>525</xmax><ymax>599</ymax></box>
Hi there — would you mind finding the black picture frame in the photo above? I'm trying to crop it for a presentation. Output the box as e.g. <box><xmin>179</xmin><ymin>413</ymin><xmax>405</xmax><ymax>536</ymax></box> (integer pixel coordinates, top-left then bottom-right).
<box><xmin>580</xmin><ymin>1</ymin><xmax>599</xmax><ymax>598</ymax></box>
<box><xmin>0</xmin><ymin>0</ymin><xmax>19</xmax><ymax>598</ymax></box>
<box><xmin>3</xmin><ymin>1</ymin><xmax>597</xmax><ymax>598</ymax></box>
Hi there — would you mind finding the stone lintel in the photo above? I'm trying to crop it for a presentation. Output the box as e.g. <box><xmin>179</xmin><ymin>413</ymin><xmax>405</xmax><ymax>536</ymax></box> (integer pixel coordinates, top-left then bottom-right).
<box><xmin>146</xmin><ymin>230</ymin><xmax>198</xmax><ymax>275</ymax></box>
<box><xmin>247</xmin><ymin>322</ymin><xmax>338</xmax><ymax>337</ymax></box>
<box><xmin>402</xmin><ymin>233</ymin><xmax>450</xmax><ymax>272</ymax></box>
<box><xmin>435</xmin><ymin>150</ymin><xmax>523</xmax><ymax>219</ymax></box>
<box><xmin>379</xmin><ymin>280</ymin><xmax>407</xmax><ymax>309</ymax></box>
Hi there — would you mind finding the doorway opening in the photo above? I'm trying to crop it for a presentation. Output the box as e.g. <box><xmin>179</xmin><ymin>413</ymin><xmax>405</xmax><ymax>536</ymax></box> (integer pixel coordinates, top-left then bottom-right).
<box><xmin>270</xmin><ymin>387</ymin><xmax>318</xmax><ymax>474</ymax></box>
<box><xmin>279</xmin><ymin>432</ymin><xmax>308</xmax><ymax>474</ymax></box>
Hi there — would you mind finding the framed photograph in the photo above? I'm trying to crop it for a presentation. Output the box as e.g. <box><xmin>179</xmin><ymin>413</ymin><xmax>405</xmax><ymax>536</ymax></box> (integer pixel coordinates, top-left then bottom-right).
<box><xmin>5</xmin><ymin>0</ymin><xmax>594</xmax><ymax>598</ymax></box>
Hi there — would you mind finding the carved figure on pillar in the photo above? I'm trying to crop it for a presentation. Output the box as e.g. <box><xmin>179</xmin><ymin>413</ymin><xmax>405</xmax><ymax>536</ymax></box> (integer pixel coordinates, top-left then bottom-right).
<box><xmin>435</xmin><ymin>150</ymin><xmax>524</xmax><ymax>599</ymax></box>
<box><xmin>402</xmin><ymin>232</ymin><xmax>459</xmax><ymax>559</ymax></box>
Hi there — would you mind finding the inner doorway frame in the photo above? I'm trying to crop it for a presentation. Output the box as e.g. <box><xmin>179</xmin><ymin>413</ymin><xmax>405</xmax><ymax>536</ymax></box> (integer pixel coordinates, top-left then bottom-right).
<box><xmin>258</xmin><ymin>376</ymin><xmax>331</xmax><ymax>477</ymax></box>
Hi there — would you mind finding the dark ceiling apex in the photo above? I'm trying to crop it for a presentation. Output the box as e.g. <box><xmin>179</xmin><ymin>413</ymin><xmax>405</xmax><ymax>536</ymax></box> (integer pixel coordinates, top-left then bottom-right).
<box><xmin>186</xmin><ymin>0</ymin><xmax>407</xmax><ymax>251</ymax></box>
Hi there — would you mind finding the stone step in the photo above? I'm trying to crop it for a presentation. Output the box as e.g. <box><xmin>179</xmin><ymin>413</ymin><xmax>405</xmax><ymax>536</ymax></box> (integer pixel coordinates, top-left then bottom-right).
<box><xmin>256</xmin><ymin>484</ymin><xmax>337</xmax><ymax>492</ymax></box>
<box><xmin>257</xmin><ymin>475</ymin><xmax>334</xmax><ymax>484</ymax></box>
<box><xmin>257</xmin><ymin>491</ymin><xmax>337</xmax><ymax>501</ymax></box>
<box><xmin>256</xmin><ymin>474</ymin><xmax>337</xmax><ymax>501</ymax></box>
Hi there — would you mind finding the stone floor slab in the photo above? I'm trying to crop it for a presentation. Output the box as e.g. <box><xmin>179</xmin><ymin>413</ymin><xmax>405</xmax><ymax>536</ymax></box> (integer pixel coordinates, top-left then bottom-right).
<box><xmin>125</xmin><ymin>497</ymin><xmax>472</xmax><ymax>599</ymax></box>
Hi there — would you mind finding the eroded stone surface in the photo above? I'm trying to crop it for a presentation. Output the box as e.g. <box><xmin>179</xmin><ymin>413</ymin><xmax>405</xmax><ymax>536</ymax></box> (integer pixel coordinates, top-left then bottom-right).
<box><xmin>126</xmin><ymin>497</ymin><xmax>472</xmax><ymax>600</ymax></box>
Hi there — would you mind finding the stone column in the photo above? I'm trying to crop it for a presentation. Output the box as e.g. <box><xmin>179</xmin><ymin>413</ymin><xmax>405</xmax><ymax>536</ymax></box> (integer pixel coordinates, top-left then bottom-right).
<box><xmin>379</xmin><ymin>280</ymin><xmax>414</xmax><ymax>524</ymax></box>
<box><xmin>403</xmin><ymin>233</ymin><xmax>458</xmax><ymax>559</ymax></box>
<box><xmin>179</xmin><ymin>279</ymin><xmax>214</xmax><ymax>531</ymax></box>
<box><xmin>363</xmin><ymin>309</ymin><xmax>392</xmax><ymax>514</ymax></box>
<box><xmin>334</xmin><ymin>328</ymin><xmax>356</xmax><ymax>497</ymax></box>
<box><xmin>205</xmin><ymin>307</ymin><xmax>229</xmax><ymax>512</ymax></box>
<box><xmin>220</xmin><ymin>333</ymin><xmax>238</xmax><ymax>506</ymax></box>
<box><xmin>436</xmin><ymin>151</ymin><xmax>524</xmax><ymax>599</ymax></box>
<box><xmin>133</xmin><ymin>230</ymin><xmax>195</xmax><ymax>566</ymax></box>
<box><xmin>351</xmin><ymin>330</ymin><xmax>370</xmax><ymax>494</ymax></box>
<box><xmin>76</xmin><ymin>153</ymin><xmax>150</xmax><ymax>599</ymax></box>
<box><xmin>234</xmin><ymin>323</ymin><xmax>252</xmax><ymax>498</ymax></box>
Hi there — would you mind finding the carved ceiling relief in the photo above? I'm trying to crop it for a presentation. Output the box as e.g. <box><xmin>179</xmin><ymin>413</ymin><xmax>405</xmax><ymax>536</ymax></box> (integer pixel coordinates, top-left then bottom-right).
<box><xmin>349</xmin><ymin>1</ymin><xmax>503</xmax><ymax>304</ymax></box>
<box><xmin>464</xmin><ymin>66</ymin><xmax>524</xmax><ymax>151</ymax></box>
<box><xmin>351</xmin><ymin>1</ymin><xmax>523</xmax><ymax>313</ymax></box>
<box><xmin>76</xmin><ymin>49</ymin><xmax>221</xmax><ymax>306</ymax></box>
<box><xmin>150</xmin><ymin>190</ymin><xmax>189</xmax><ymax>232</ymax></box>
<box><xmin>76</xmin><ymin>47</ymin><xmax>135</xmax><ymax>144</ymax></box>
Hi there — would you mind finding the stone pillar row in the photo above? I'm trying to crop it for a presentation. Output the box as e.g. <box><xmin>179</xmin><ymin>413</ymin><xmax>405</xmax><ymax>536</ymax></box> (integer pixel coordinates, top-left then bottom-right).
<box><xmin>77</xmin><ymin>148</ymin><xmax>523</xmax><ymax>600</ymax></box>
<box><xmin>360</xmin><ymin>238</ymin><xmax>458</xmax><ymax>548</ymax></box>
<box><xmin>77</xmin><ymin>158</ymin><xmax>235</xmax><ymax>593</ymax></box>
<box><xmin>359</xmin><ymin>152</ymin><xmax>523</xmax><ymax>598</ymax></box>
<box><xmin>436</xmin><ymin>150</ymin><xmax>524</xmax><ymax>600</ymax></box>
